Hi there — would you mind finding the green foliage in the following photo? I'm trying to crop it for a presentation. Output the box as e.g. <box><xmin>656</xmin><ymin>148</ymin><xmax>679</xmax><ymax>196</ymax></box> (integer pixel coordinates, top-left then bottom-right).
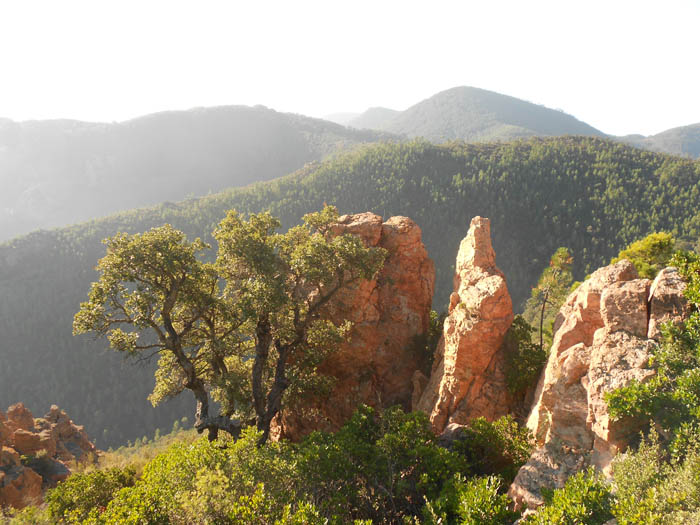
<box><xmin>523</xmin><ymin>468</ymin><xmax>613</xmax><ymax>525</ymax></box>
<box><xmin>503</xmin><ymin>316</ymin><xmax>547</xmax><ymax>396</ymax></box>
<box><xmin>43</xmin><ymin>406</ymin><xmax>490</xmax><ymax>524</ymax></box>
<box><xmin>45</xmin><ymin>466</ymin><xmax>136</xmax><ymax>523</ymax></box>
<box><xmin>611</xmin><ymin>231</ymin><xmax>675</xmax><ymax>279</ymax></box>
<box><xmin>606</xmin><ymin>250</ymin><xmax>700</xmax><ymax>448</ymax></box>
<box><xmin>73</xmin><ymin>206</ymin><xmax>386</xmax><ymax>443</ymax></box>
<box><xmin>450</xmin><ymin>415</ymin><xmax>533</xmax><ymax>485</ymax></box>
<box><xmin>0</xmin><ymin>506</ymin><xmax>53</xmax><ymax>524</ymax></box>
<box><xmin>296</xmin><ymin>405</ymin><xmax>467</xmax><ymax>522</ymax></box>
<box><xmin>523</xmin><ymin>247</ymin><xmax>574</xmax><ymax>351</ymax></box>
<box><xmin>93</xmin><ymin>428</ymin><xmax>301</xmax><ymax>524</ymax></box>
<box><xmin>611</xmin><ymin>431</ymin><xmax>700</xmax><ymax>524</ymax></box>
<box><xmin>3</xmin><ymin>136</ymin><xmax>700</xmax><ymax>447</ymax></box>
<box><xmin>423</xmin><ymin>475</ymin><xmax>519</xmax><ymax>525</ymax></box>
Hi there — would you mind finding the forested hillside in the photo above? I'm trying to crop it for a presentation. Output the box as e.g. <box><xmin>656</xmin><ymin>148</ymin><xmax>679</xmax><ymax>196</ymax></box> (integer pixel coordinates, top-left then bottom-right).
<box><xmin>1</xmin><ymin>136</ymin><xmax>699</xmax><ymax>448</ymax></box>
<box><xmin>0</xmin><ymin>107</ymin><xmax>394</xmax><ymax>242</ymax></box>
<box><xmin>349</xmin><ymin>86</ymin><xmax>604</xmax><ymax>142</ymax></box>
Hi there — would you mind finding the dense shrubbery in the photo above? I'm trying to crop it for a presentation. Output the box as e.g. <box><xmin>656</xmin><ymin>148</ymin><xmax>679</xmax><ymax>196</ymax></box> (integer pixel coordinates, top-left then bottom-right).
<box><xmin>5</xmin><ymin>407</ymin><xmax>535</xmax><ymax>524</ymax></box>
<box><xmin>45</xmin><ymin>467</ymin><xmax>137</xmax><ymax>523</ymax></box>
<box><xmin>611</xmin><ymin>231</ymin><xmax>675</xmax><ymax>279</ymax></box>
<box><xmin>423</xmin><ymin>475</ymin><xmax>518</xmax><ymax>525</ymax></box>
<box><xmin>522</xmin><ymin>469</ymin><xmax>613</xmax><ymax>524</ymax></box>
<box><xmin>449</xmin><ymin>415</ymin><xmax>532</xmax><ymax>485</ymax></box>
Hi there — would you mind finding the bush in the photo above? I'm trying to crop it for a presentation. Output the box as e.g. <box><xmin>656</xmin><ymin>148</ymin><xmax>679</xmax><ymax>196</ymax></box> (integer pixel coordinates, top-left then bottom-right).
<box><xmin>94</xmin><ymin>427</ymin><xmax>302</xmax><ymax>524</ymax></box>
<box><xmin>523</xmin><ymin>468</ymin><xmax>613</xmax><ymax>524</ymax></box>
<box><xmin>45</xmin><ymin>466</ymin><xmax>136</xmax><ymax>523</ymax></box>
<box><xmin>424</xmin><ymin>475</ymin><xmax>519</xmax><ymax>525</ymax></box>
<box><xmin>612</xmin><ymin>431</ymin><xmax>700</xmax><ymax>524</ymax></box>
<box><xmin>296</xmin><ymin>405</ymin><xmax>468</xmax><ymax>522</ymax></box>
<box><xmin>450</xmin><ymin>415</ymin><xmax>533</xmax><ymax>484</ymax></box>
<box><xmin>611</xmin><ymin>232</ymin><xmax>675</xmax><ymax>279</ymax></box>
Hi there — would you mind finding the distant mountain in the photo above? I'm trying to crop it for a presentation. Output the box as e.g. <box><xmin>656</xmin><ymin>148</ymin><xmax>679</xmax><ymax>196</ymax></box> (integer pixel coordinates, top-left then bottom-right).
<box><xmin>348</xmin><ymin>107</ymin><xmax>400</xmax><ymax>130</ymax></box>
<box><xmin>349</xmin><ymin>86</ymin><xmax>604</xmax><ymax>143</ymax></box>
<box><xmin>0</xmin><ymin>106</ymin><xmax>395</xmax><ymax>242</ymax></box>
<box><xmin>619</xmin><ymin>123</ymin><xmax>700</xmax><ymax>158</ymax></box>
<box><xmin>323</xmin><ymin>112</ymin><xmax>361</xmax><ymax>125</ymax></box>
<box><xmin>2</xmin><ymin>136</ymin><xmax>698</xmax><ymax>449</ymax></box>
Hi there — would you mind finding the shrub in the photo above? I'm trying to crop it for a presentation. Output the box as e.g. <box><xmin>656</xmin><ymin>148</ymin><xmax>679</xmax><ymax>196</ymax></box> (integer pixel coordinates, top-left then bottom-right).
<box><xmin>611</xmin><ymin>232</ymin><xmax>675</xmax><ymax>279</ymax></box>
<box><xmin>450</xmin><ymin>415</ymin><xmax>533</xmax><ymax>484</ymax></box>
<box><xmin>45</xmin><ymin>466</ymin><xmax>136</xmax><ymax>523</ymax></box>
<box><xmin>612</xmin><ymin>431</ymin><xmax>700</xmax><ymax>524</ymax></box>
<box><xmin>295</xmin><ymin>405</ymin><xmax>468</xmax><ymax>522</ymax></box>
<box><xmin>423</xmin><ymin>475</ymin><xmax>519</xmax><ymax>525</ymax></box>
<box><xmin>523</xmin><ymin>468</ymin><xmax>613</xmax><ymax>525</ymax></box>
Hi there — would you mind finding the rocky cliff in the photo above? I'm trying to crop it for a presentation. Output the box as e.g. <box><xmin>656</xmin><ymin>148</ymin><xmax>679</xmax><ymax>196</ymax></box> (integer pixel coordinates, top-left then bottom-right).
<box><xmin>0</xmin><ymin>403</ymin><xmax>98</xmax><ymax>509</ymax></box>
<box><xmin>508</xmin><ymin>262</ymin><xmax>689</xmax><ymax>510</ymax></box>
<box><xmin>273</xmin><ymin>212</ymin><xmax>435</xmax><ymax>440</ymax></box>
<box><xmin>416</xmin><ymin>216</ymin><xmax>514</xmax><ymax>432</ymax></box>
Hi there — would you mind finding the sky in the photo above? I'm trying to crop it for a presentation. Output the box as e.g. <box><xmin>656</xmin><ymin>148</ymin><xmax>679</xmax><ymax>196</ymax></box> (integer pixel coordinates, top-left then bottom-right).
<box><xmin>0</xmin><ymin>0</ymin><xmax>698</xmax><ymax>136</ymax></box>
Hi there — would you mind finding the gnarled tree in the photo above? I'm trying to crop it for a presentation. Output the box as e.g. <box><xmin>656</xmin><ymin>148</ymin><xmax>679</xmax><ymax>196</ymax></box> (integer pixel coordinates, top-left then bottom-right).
<box><xmin>74</xmin><ymin>206</ymin><xmax>386</xmax><ymax>444</ymax></box>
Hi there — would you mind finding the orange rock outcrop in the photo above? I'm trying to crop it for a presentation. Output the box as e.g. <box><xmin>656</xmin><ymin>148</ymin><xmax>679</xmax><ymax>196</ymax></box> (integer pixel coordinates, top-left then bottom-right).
<box><xmin>416</xmin><ymin>216</ymin><xmax>514</xmax><ymax>433</ymax></box>
<box><xmin>0</xmin><ymin>403</ymin><xmax>98</xmax><ymax>510</ymax></box>
<box><xmin>273</xmin><ymin>212</ymin><xmax>435</xmax><ymax>440</ymax></box>
<box><xmin>508</xmin><ymin>262</ymin><xmax>689</xmax><ymax>510</ymax></box>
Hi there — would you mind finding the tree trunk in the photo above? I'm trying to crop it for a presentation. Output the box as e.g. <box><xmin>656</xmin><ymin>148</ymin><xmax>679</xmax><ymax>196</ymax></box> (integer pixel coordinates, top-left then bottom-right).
<box><xmin>253</xmin><ymin>316</ymin><xmax>272</xmax><ymax>423</ymax></box>
<box><xmin>257</xmin><ymin>343</ymin><xmax>290</xmax><ymax>446</ymax></box>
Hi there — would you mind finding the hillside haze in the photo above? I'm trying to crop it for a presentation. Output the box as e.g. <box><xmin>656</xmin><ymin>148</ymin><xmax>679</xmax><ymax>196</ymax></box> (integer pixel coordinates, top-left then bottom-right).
<box><xmin>349</xmin><ymin>86</ymin><xmax>605</xmax><ymax>142</ymax></box>
<box><xmin>0</xmin><ymin>106</ymin><xmax>394</xmax><ymax>242</ymax></box>
<box><xmin>1</xmin><ymin>137</ymin><xmax>699</xmax><ymax>449</ymax></box>
<box><xmin>619</xmin><ymin>123</ymin><xmax>700</xmax><ymax>158</ymax></box>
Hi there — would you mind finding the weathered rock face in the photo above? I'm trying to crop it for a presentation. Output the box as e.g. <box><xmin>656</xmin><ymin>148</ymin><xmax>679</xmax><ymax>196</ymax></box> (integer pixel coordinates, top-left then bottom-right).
<box><xmin>508</xmin><ymin>261</ymin><xmax>689</xmax><ymax>510</ymax></box>
<box><xmin>273</xmin><ymin>212</ymin><xmax>435</xmax><ymax>440</ymax></box>
<box><xmin>648</xmin><ymin>267</ymin><xmax>690</xmax><ymax>340</ymax></box>
<box><xmin>416</xmin><ymin>217</ymin><xmax>514</xmax><ymax>433</ymax></box>
<box><xmin>0</xmin><ymin>403</ymin><xmax>98</xmax><ymax>510</ymax></box>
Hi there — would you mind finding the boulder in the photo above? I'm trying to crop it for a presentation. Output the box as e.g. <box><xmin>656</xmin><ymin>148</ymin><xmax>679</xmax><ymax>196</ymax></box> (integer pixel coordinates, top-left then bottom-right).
<box><xmin>0</xmin><ymin>404</ymin><xmax>98</xmax><ymax>510</ymax></box>
<box><xmin>508</xmin><ymin>261</ymin><xmax>688</xmax><ymax>511</ymax></box>
<box><xmin>6</xmin><ymin>403</ymin><xmax>34</xmax><ymax>432</ymax></box>
<box><xmin>10</xmin><ymin>429</ymin><xmax>43</xmax><ymax>456</ymax></box>
<box><xmin>273</xmin><ymin>213</ymin><xmax>435</xmax><ymax>440</ymax></box>
<box><xmin>0</xmin><ymin>466</ymin><xmax>42</xmax><ymax>509</ymax></box>
<box><xmin>648</xmin><ymin>267</ymin><xmax>689</xmax><ymax>340</ymax></box>
<box><xmin>417</xmin><ymin>217</ymin><xmax>514</xmax><ymax>433</ymax></box>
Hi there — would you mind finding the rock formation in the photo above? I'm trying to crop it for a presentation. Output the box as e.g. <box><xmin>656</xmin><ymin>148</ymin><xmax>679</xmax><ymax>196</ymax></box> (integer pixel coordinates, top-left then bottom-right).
<box><xmin>0</xmin><ymin>403</ymin><xmax>98</xmax><ymax>510</ymax></box>
<box><xmin>508</xmin><ymin>262</ymin><xmax>689</xmax><ymax>510</ymax></box>
<box><xmin>416</xmin><ymin>216</ymin><xmax>514</xmax><ymax>433</ymax></box>
<box><xmin>273</xmin><ymin>212</ymin><xmax>435</xmax><ymax>440</ymax></box>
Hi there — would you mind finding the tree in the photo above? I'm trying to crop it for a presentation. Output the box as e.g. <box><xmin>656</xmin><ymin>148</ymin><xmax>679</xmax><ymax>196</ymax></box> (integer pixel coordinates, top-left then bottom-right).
<box><xmin>611</xmin><ymin>232</ymin><xmax>675</xmax><ymax>279</ymax></box>
<box><xmin>74</xmin><ymin>206</ymin><xmax>386</xmax><ymax>444</ymax></box>
<box><xmin>523</xmin><ymin>247</ymin><xmax>573</xmax><ymax>351</ymax></box>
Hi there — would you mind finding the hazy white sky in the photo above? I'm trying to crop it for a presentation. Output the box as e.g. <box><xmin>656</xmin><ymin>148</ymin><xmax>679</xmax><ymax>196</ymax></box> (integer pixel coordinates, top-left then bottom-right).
<box><xmin>0</xmin><ymin>0</ymin><xmax>697</xmax><ymax>136</ymax></box>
